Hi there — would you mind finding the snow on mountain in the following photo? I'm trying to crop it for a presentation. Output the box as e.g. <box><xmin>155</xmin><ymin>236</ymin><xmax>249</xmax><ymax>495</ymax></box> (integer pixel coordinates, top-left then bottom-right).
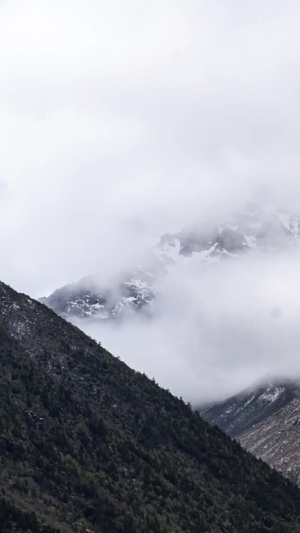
<box><xmin>199</xmin><ymin>379</ymin><xmax>300</xmax><ymax>483</ymax></box>
<box><xmin>198</xmin><ymin>380</ymin><xmax>299</xmax><ymax>437</ymax></box>
<box><xmin>40</xmin><ymin>203</ymin><xmax>300</xmax><ymax>322</ymax></box>
<box><xmin>39</xmin><ymin>202</ymin><xmax>300</xmax><ymax>483</ymax></box>
<box><xmin>40</xmin><ymin>274</ymin><xmax>156</xmax><ymax>320</ymax></box>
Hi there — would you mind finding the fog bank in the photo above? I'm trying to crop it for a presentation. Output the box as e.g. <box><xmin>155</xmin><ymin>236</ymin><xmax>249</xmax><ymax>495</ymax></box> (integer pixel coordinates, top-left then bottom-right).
<box><xmin>76</xmin><ymin>249</ymin><xmax>300</xmax><ymax>404</ymax></box>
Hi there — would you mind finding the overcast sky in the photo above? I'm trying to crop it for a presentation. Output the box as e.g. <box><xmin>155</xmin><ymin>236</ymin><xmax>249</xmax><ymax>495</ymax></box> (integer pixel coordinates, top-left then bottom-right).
<box><xmin>1</xmin><ymin>0</ymin><xmax>300</xmax><ymax>297</ymax></box>
<box><xmin>2</xmin><ymin>1</ymin><xmax>300</xmax><ymax>403</ymax></box>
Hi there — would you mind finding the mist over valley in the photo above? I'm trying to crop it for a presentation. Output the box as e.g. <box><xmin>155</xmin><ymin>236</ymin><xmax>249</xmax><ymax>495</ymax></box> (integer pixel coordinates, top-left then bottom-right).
<box><xmin>42</xmin><ymin>202</ymin><xmax>300</xmax><ymax>405</ymax></box>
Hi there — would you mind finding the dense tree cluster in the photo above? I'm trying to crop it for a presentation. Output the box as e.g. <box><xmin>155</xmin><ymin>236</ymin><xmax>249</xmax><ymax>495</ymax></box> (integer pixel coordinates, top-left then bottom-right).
<box><xmin>0</xmin><ymin>281</ymin><xmax>300</xmax><ymax>531</ymax></box>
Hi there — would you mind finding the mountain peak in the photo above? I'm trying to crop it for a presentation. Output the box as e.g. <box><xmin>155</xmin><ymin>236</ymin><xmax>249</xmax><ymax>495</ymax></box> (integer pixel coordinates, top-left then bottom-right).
<box><xmin>40</xmin><ymin>203</ymin><xmax>300</xmax><ymax>323</ymax></box>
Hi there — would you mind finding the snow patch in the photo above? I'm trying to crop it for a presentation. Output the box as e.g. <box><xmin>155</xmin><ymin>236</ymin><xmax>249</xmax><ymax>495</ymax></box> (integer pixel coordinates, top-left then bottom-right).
<box><xmin>259</xmin><ymin>387</ymin><xmax>284</xmax><ymax>404</ymax></box>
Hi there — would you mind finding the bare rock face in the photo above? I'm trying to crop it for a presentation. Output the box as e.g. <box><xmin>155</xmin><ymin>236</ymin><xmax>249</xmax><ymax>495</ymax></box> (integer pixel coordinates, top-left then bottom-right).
<box><xmin>199</xmin><ymin>380</ymin><xmax>300</xmax><ymax>484</ymax></box>
<box><xmin>239</xmin><ymin>397</ymin><xmax>300</xmax><ymax>484</ymax></box>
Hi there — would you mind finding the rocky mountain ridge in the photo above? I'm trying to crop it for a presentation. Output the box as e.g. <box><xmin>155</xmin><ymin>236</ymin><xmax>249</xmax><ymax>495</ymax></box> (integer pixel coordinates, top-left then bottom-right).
<box><xmin>199</xmin><ymin>380</ymin><xmax>300</xmax><ymax>484</ymax></box>
<box><xmin>40</xmin><ymin>203</ymin><xmax>300</xmax><ymax>321</ymax></box>
<box><xmin>199</xmin><ymin>381</ymin><xmax>300</xmax><ymax>437</ymax></box>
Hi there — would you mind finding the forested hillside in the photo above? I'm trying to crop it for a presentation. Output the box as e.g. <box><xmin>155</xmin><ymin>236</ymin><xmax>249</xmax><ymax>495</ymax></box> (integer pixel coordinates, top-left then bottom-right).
<box><xmin>1</xmin><ymin>281</ymin><xmax>300</xmax><ymax>532</ymax></box>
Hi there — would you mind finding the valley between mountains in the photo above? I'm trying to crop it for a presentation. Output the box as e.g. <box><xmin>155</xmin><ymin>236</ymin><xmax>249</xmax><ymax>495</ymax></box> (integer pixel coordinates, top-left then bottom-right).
<box><xmin>39</xmin><ymin>203</ymin><xmax>300</xmax><ymax>487</ymax></box>
<box><xmin>4</xmin><ymin>1</ymin><xmax>300</xmax><ymax>531</ymax></box>
<box><xmin>1</xmin><ymin>281</ymin><xmax>300</xmax><ymax>531</ymax></box>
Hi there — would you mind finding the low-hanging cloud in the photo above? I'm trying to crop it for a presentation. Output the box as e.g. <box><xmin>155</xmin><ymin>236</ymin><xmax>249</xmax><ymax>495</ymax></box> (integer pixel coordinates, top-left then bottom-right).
<box><xmin>1</xmin><ymin>1</ymin><xmax>300</xmax><ymax>403</ymax></box>
<box><xmin>76</xmin><ymin>246</ymin><xmax>300</xmax><ymax>405</ymax></box>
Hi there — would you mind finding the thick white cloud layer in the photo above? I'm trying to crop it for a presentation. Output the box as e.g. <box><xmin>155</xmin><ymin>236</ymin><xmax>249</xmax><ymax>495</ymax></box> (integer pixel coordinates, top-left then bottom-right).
<box><xmin>79</xmin><ymin>249</ymin><xmax>300</xmax><ymax>404</ymax></box>
<box><xmin>1</xmin><ymin>0</ymin><xmax>300</xmax><ymax>401</ymax></box>
<box><xmin>1</xmin><ymin>0</ymin><xmax>300</xmax><ymax>296</ymax></box>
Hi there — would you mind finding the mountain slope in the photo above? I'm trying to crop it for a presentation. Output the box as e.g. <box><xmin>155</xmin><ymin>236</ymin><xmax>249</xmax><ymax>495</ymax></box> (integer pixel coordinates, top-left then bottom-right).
<box><xmin>239</xmin><ymin>395</ymin><xmax>300</xmax><ymax>484</ymax></box>
<box><xmin>1</xmin><ymin>282</ymin><xmax>300</xmax><ymax>531</ymax></box>
<box><xmin>199</xmin><ymin>381</ymin><xmax>300</xmax><ymax>437</ymax></box>
<box><xmin>199</xmin><ymin>381</ymin><xmax>300</xmax><ymax>484</ymax></box>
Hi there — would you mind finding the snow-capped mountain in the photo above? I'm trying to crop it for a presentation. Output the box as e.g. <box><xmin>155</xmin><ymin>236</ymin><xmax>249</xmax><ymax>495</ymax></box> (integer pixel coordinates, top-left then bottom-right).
<box><xmin>40</xmin><ymin>203</ymin><xmax>300</xmax><ymax>321</ymax></box>
<box><xmin>199</xmin><ymin>380</ymin><xmax>300</xmax><ymax>483</ymax></box>
<box><xmin>40</xmin><ymin>202</ymin><xmax>300</xmax><ymax>484</ymax></box>
<box><xmin>40</xmin><ymin>274</ymin><xmax>156</xmax><ymax>320</ymax></box>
